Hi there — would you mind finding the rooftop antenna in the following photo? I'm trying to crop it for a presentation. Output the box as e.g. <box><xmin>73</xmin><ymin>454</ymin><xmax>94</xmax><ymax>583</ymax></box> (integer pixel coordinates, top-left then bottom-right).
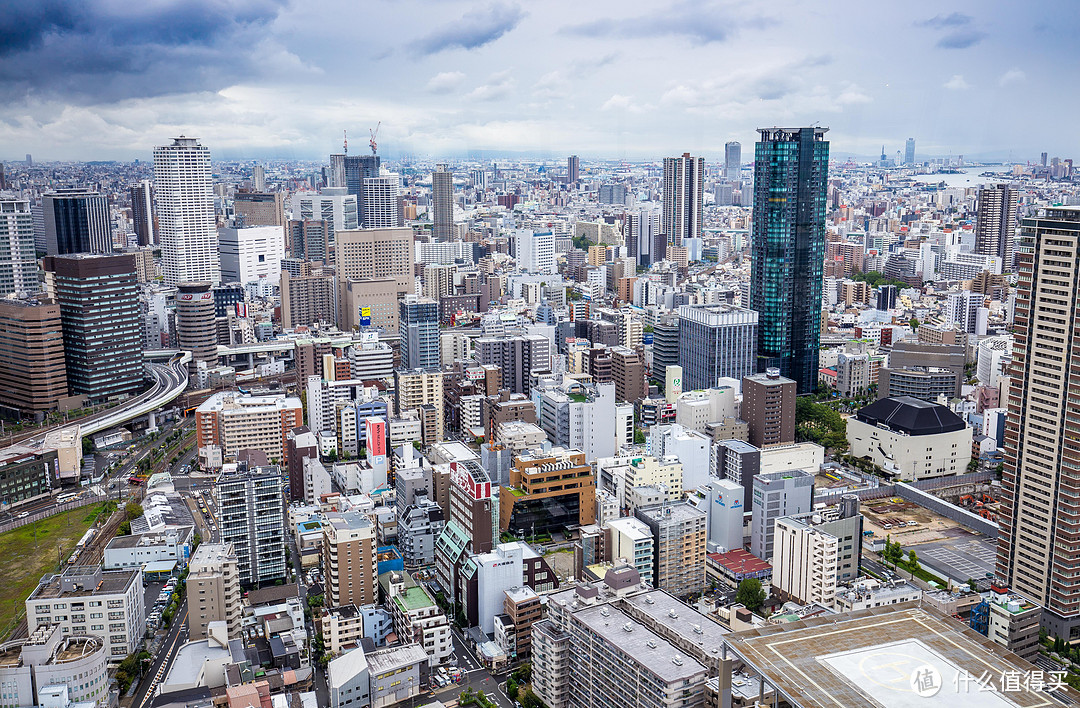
<box><xmin>343</xmin><ymin>129</ymin><xmax>348</xmax><ymax>155</ymax></box>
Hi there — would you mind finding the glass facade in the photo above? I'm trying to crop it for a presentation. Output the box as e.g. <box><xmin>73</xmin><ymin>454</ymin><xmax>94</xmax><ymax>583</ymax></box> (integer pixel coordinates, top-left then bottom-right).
<box><xmin>750</xmin><ymin>127</ymin><xmax>829</xmax><ymax>393</ymax></box>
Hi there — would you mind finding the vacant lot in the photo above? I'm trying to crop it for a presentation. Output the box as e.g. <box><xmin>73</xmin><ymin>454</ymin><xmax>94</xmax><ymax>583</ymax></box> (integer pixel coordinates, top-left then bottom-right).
<box><xmin>0</xmin><ymin>502</ymin><xmax>114</xmax><ymax>639</ymax></box>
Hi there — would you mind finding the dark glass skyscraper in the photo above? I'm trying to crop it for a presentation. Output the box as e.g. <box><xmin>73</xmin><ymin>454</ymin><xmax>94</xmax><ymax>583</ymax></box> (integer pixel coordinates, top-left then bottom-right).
<box><xmin>43</xmin><ymin>189</ymin><xmax>112</xmax><ymax>255</ymax></box>
<box><xmin>750</xmin><ymin>127</ymin><xmax>829</xmax><ymax>393</ymax></box>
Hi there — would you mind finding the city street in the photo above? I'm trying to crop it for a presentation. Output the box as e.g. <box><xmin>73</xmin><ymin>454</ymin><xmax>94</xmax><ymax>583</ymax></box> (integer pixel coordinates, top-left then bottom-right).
<box><xmin>130</xmin><ymin>597</ymin><xmax>189</xmax><ymax>708</ymax></box>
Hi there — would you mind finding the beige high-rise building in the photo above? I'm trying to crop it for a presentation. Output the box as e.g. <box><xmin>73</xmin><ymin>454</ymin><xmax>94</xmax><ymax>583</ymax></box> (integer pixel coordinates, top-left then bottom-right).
<box><xmin>187</xmin><ymin>543</ymin><xmax>242</xmax><ymax>639</ymax></box>
<box><xmin>280</xmin><ymin>268</ymin><xmax>336</xmax><ymax>329</ymax></box>
<box><xmin>322</xmin><ymin>511</ymin><xmax>377</xmax><ymax>607</ymax></box>
<box><xmin>334</xmin><ymin>227</ymin><xmax>413</xmax><ymax>331</ymax></box>
<box><xmin>997</xmin><ymin>206</ymin><xmax>1080</xmax><ymax>640</ymax></box>
<box><xmin>634</xmin><ymin>500</ymin><xmax>707</xmax><ymax>598</ymax></box>
<box><xmin>176</xmin><ymin>281</ymin><xmax>217</xmax><ymax>375</ymax></box>
<box><xmin>0</xmin><ymin>295</ymin><xmax>68</xmax><ymax>414</ymax></box>
<box><xmin>394</xmin><ymin>369</ymin><xmax>445</xmax><ymax>442</ymax></box>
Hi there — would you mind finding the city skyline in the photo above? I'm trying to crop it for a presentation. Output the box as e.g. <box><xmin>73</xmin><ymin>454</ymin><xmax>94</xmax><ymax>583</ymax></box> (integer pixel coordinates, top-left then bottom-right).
<box><xmin>0</xmin><ymin>0</ymin><xmax>1074</xmax><ymax>162</ymax></box>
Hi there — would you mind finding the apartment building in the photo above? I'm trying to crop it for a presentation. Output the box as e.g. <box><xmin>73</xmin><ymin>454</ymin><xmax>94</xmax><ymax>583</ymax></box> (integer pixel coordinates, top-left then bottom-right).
<box><xmin>634</xmin><ymin>501</ymin><xmax>707</xmax><ymax>597</ymax></box>
<box><xmin>215</xmin><ymin>468</ymin><xmax>286</xmax><ymax>586</ymax></box>
<box><xmin>186</xmin><ymin>543</ymin><xmax>242</xmax><ymax>639</ymax></box>
<box><xmin>389</xmin><ymin>585</ymin><xmax>452</xmax><ymax>667</ymax></box>
<box><xmin>323</xmin><ymin>511</ymin><xmax>378</xmax><ymax>607</ymax></box>
<box><xmin>394</xmin><ymin>369</ymin><xmax>445</xmax><ymax>443</ymax></box>
<box><xmin>741</xmin><ymin>369</ymin><xmax>796</xmax><ymax>448</ymax></box>
<box><xmin>195</xmin><ymin>391</ymin><xmax>303</xmax><ymax>468</ymax></box>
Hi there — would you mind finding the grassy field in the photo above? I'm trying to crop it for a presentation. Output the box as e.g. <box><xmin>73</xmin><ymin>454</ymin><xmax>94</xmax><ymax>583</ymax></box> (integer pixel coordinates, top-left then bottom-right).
<box><xmin>0</xmin><ymin>502</ymin><xmax>115</xmax><ymax>640</ymax></box>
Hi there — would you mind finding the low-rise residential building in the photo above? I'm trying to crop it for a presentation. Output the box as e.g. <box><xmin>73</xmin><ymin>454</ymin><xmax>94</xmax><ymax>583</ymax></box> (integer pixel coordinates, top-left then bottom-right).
<box><xmin>389</xmin><ymin>585</ymin><xmax>451</xmax><ymax>667</ymax></box>
<box><xmin>321</xmin><ymin>604</ymin><xmax>394</xmax><ymax>655</ymax></box>
<box><xmin>832</xmin><ymin>578</ymin><xmax>922</xmax><ymax>613</ymax></box>
<box><xmin>970</xmin><ymin>587</ymin><xmax>1041</xmax><ymax>661</ymax></box>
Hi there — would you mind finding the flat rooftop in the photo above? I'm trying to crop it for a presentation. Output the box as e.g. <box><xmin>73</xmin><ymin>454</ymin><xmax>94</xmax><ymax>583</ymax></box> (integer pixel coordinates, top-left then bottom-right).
<box><xmin>724</xmin><ymin>602</ymin><xmax>1072</xmax><ymax>707</ymax></box>
<box><xmin>574</xmin><ymin>604</ymin><xmax>707</xmax><ymax>683</ymax></box>
<box><xmin>393</xmin><ymin>586</ymin><xmax>436</xmax><ymax>613</ymax></box>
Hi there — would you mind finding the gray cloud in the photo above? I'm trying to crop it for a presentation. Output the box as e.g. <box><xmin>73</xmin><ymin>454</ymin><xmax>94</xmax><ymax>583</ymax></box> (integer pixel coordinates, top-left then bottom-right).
<box><xmin>916</xmin><ymin>12</ymin><xmax>973</xmax><ymax>28</ymax></box>
<box><xmin>937</xmin><ymin>30</ymin><xmax>987</xmax><ymax>48</ymax></box>
<box><xmin>0</xmin><ymin>0</ymin><xmax>289</xmax><ymax>103</ymax></box>
<box><xmin>564</xmin><ymin>1</ymin><xmax>774</xmax><ymax>45</ymax></box>
<box><xmin>417</xmin><ymin>3</ymin><xmax>526</xmax><ymax>54</ymax></box>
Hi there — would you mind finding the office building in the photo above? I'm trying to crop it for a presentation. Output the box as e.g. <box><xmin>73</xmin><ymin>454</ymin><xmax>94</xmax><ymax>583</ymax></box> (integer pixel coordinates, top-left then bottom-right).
<box><xmin>291</xmin><ymin>188</ymin><xmax>359</xmax><ymax>244</ymax></box>
<box><xmin>361</xmin><ymin>175</ymin><xmax>403</xmax><ymax>228</ymax></box>
<box><xmin>154</xmin><ymin>136</ymin><xmax>220</xmax><ymax>285</ymax></box>
<box><xmin>974</xmin><ymin>184</ymin><xmax>1019</xmax><ymax>268</ymax></box>
<box><xmin>598</xmin><ymin>183</ymin><xmax>626</xmax><ymax>205</ymax></box>
<box><xmin>186</xmin><ymin>543</ymin><xmax>242</xmax><ymax>639</ymax></box>
<box><xmin>998</xmin><ymin>215</ymin><xmax>1080</xmax><ymax>635</ymax></box>
<box><xmin>251</xmin><ymin>164</ymin><xmax>266</xmax><ymax>191</ymax></box>
<box><xmin>335</xmin><ymin>227</ymin><xmax>414</xmax><ymax>331</ymax></box>
<box><xmin>26</xmin><ymin>566</ymin><xmax>144</xmax><ymax>659</ymax></box>
<box><xmin>195</xmin><ymin>391</ymin><xmax>303</xmax><ymax>467</ymax></box>
<box><xmin>877</xmin><ymin>365</ymin><xmax>961</xmax><ymax>402</ymax></box>
<box><xmin>696</xmin><ymin>478</ymin><xmax>745</xmax><ymax>553</ymax></box>
<box><xmin>130</xmin><ymin>180</ymin><xmax>155</xmax><ymax>245</ymax></box>
<box><xmin>0</xmin><ymin>624</ymin><xmax>110</xmax><ymax>708</ymax></box>
<box><xmin>635</xmin><ymin>501</ymin><xmax>707</xmax><ymax>597</ymax></box>
<box><xmin>42</xmin><ymin>253</ymin><xmax>142</xmax><ymax>402</ymax></box>
<box><xmin>904</xmin><ymin>137</ymin><xmax>916</xmax><ymax>165</ymax></box>
<box><xmin>567</xmin><ymin>155</ymin><xmax>579</xmax><ymax>184</ymax></box>
<box><xmin>847</xmin><ymin>396</ymin><xmax>971</xmax><ymax>481</ymax></box>
<box><xmin>343</xmin><ymin>153</ymin><xmax>380</xmax><ymax>219</ymax></box>
<box><xmin>42</xmin><ymin>189</ymin><xmax>111</xmax><ymax>255</ymax></box>
<box><xmin>476</xmin><ymin>335</ymin><xmax>550</xmax><ymax>395</ymax></box>
<box><xmin>285</xmin><ymin>426</ymin><xmax>319</xmax><ymax>502</ymax></box>
<box><xmin>742</xmin><ymin>369</ymin><xmax>796</xmax><ymax>448</ymax></box>
<box><xmin>323</xmin><ymin>510</ymin><xmax>378</xmax><ymax>607</ymax></box>
<box><xmin>625</xmin><ymin>209</ymin><xmax>660</xmax><ymax>267</ymax></box>
<box><xmin>724</xmin><ymin>141</ymin><xmax>741</xmax><ymax>181</ymax></box>
<box><xmin>233</xmin><ymin>191</ymin><xmax>284</xmax><ymax>227</ymax></box>
<box><xmin>876</xmin><ymin>283</ymin><xmax>897</xmax><ymax>310</ymax></box>
<box><xmin>661</xmin><ymin>152</ymin><xmax>704</xmax><ymax>245</ymax></box>
<box><xmin>0</xmin><ymin>196</ymin><xmax>39</xmax><ymax>297</ymax></box>
<box><xmin>432</xmin><ymin>164</ymin><xmax>454</xmax><ymax>240</ymax></box>
<box><xmin>750</xmin><ymin>469</ymin><xmax>814</xmax><ymax>562</ymax></box>
<box><xmin>971</xmin><ymin>587</ymin><xmax>1041</xmax><ymax>661</ymax></box>
<box><xmin>215</xmin><ymin>467</ymin><xmax>286</xmax><ymax>586</ymax></box>
<box><xmin>0</xmin><ymin>296</ymin><xmax>67</xmax><ymax>414</ymax></box>
<box><xmin>676</xmin><ymin>304</ymin><xmax>758</xmax><ymax>391</ymax></box>
<box><xmin>501</xmin><ymin>448</ymin><xmax>595</xmax><ymax>537</ymax></box>
<box><xmin>175</xmin><ymin>281</ymin><xmax>218</xmax><ymax>375</ymax></box>
<box><xmin>513</xmin><ymin>229</ymin><xmax>556</xmax><ymax>274</ymax></box>
<box><xmin>533</xmin><ymin>381</ymin><xmax>629</xmax><ymax>460</ymax></box>
<box><xmin>394</xmin><ymin>369</ymin><xmax>445</xmax><ymax>442</ymax></box>
<box><xmin>399</xmin><ymin>296</ymin><xmax>440</xmax><ymax>370</ymax></box>
<box><xmin>750</xmin><ymin>127</ymin><xmax>829</xmax><ymax>393</ymax></box>
<box><xmin>650</xmin><ymin>314</ymin><xmax>680</xmax><ymax>385</ymax></box>
<box><xmin>287</xmin><ymin>218</ymin><xmax>332</xmax><ymax>262</ymax></box>
<box><xmin>217</xmin><ymin>225</ymin><xmax>284</xmax><ymax>284</ymax></box>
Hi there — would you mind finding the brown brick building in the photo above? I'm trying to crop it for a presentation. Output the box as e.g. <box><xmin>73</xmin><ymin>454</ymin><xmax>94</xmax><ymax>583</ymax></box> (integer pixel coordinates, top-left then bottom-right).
<box><xmin>0</xmin><ymin>296</ymin><xmax>68</xmax><ymax>413</ymax></box>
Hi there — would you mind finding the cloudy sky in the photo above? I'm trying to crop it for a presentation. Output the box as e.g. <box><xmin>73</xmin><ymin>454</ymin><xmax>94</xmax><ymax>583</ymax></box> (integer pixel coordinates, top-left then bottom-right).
<box><xmin>1</xmin><ymin>0</ymin><xmax>1074</xmax><ymax>162</ymax></box>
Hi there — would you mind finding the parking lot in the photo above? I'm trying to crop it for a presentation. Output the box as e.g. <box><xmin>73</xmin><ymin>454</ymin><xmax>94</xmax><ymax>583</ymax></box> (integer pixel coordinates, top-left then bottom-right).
<box><xmin>906</xmin><ymin>530</ymin><xmax>999</xmax><ymax>584</ymax></box>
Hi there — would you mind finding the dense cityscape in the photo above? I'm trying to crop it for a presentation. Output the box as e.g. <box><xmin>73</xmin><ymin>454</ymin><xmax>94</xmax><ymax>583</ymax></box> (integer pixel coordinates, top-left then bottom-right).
<box><xmin>1</xmin><ymin>4</ymin><xmax>1079</xmax><ymax>708</ymax></box>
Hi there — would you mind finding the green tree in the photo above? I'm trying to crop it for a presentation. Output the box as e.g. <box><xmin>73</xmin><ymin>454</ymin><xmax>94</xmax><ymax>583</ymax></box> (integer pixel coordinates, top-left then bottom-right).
<box><xmin>633</xmin><ymin>428</ymin><xmax>645</xmax><ymax>444</ymax></box>
<box><xmin>735</xmin><ymin>578</ymin><xmax>766</xmax><ymax>613</ymax></box>
<box><xmin>125</xmin><ymin>502</ymin><xmax>144</xmax><ymax>520</ymax></box>
<box><xmin>521</xmin><ymin>689</ymin><xmax>548</xmax><ymax>708</ymax></box>
<box><xmin>908</xmin><ymin>550</ymin><xmax>919</xmax><ymax>570</ymax></box>
<box><xmin>909</xmin><ymin>317</ymin><xmax>920</xmax><ymax>331</ymax></box>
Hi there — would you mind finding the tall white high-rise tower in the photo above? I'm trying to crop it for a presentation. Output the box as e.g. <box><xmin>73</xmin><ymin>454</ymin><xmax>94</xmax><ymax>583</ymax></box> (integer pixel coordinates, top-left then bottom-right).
<box><xmin>154</xmin><ymin>136</ymin><xmax>220</xmax><ymax>285</ymax></box>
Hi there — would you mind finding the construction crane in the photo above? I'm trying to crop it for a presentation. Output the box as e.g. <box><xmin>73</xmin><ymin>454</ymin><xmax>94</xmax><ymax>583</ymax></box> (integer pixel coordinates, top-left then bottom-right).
<box><xmin>369</xmin><ymin>122</ymin><xmax>381</xmax><ymax>156</ymax></box>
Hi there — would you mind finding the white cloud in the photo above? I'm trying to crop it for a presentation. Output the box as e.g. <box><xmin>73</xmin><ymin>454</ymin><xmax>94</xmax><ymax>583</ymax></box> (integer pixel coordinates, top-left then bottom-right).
<box><xmin>943</xmin><ymin>74</ymin><xmax>971</xmax><ymax>90</ymax></box>
<box><xmin>466</xmin><ymin>71</ymin><xmax>515</xmax><ymax>101</ymax></box>
<box><xmin>836</xmin><ymin>82</ymin><xmax>872</xmax><ymax>105</ymax></box>
<box><xmin>426</xmin><ymin>71</ymin><xmax>466</xmax><ymax>93</ymax></box>
<box><xmin>998</xmin><ymin>68</ymin><xmax>1026</xmax><ymax>86</ymax></box>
